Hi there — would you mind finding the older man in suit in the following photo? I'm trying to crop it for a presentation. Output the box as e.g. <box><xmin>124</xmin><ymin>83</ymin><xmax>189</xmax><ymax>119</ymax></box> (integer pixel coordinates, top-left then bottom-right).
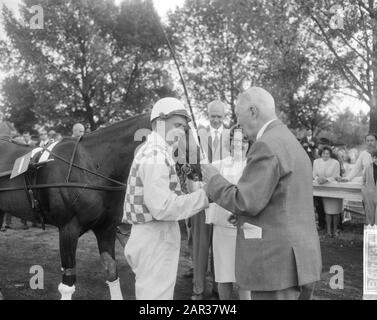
<box><xmin>188</xmin><ymin>100</ymin><xmax>229</xmax><ymax>300</ymax></box>
<box><xmin>201</xmin><ymin>87</ymin><xmax>322</xmax><ymax>300</ymax></box>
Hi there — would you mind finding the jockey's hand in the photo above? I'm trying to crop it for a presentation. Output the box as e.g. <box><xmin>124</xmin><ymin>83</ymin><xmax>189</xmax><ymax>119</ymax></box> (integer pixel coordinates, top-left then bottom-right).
<box><xmin>201</xmin><ymin>164</ymin><xmax>220</xmax><ymax>184</ymax></box>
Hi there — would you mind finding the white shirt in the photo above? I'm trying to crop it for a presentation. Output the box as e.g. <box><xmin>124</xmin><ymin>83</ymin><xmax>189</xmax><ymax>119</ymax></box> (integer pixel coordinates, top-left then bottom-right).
<box><xmin>210</xmin><ymin>125</ymin><xmax>224</xmax><ymax>142</ymax></box>
<box><xmin>313</xmin><ymin>158</ymin><xmax>340</xmax><ymax>182</ymax></box>
<box><xmin>256</xmin><ymin>119</ymin><xmax>276</xmax><ymax>141</ymax></box>
<box><xmin>139</xmin><ymin>131</ymin><xmax>210</xmax><ymax>221</ymax></box>
<box><xmin>347</xmin><ymin>150</ymin><xmax>372</xmax><ymax>181</ymax></box>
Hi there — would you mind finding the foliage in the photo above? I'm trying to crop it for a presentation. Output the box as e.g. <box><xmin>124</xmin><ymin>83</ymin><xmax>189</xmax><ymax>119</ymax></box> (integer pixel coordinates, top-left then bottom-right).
<box><xmin>169</xmin><ymin>0</ymin><xmax>338</xmax><ymax>131</ymax></box>
<box><xmin>0</xmin><ymin>0</ymin><xmax>175</xmax><ymax>133</ymax></box>
<box><xmin>297</xmin><ymin>0</ymin><xmax>377</xmax><ymax>131</ymax></box>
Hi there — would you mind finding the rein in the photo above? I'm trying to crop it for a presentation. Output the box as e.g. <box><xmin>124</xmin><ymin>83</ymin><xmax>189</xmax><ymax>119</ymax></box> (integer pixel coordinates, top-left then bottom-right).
<box><xmin>0</xmin><ymin>137</ymin><xmax>127</xmax><ymax>193</ymax></box>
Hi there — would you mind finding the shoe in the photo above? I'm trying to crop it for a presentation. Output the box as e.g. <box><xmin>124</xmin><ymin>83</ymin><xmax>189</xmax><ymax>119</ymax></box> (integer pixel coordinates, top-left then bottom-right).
<box><xmin>211</xmin><ymin>290</ymin><xmax>220</xmax><ymax>300</ymax></box>
<box><xmin>191</xmin><ymin>293</ymin><xmax>204</xmax><ymax>300</ymax></box>
<box><xmin>0</xmin><ymin>227</ymin><xmax>6</xmax><ymax>232</ymax></box>
<box><xmin>22</xmin><ymin>225</ymin><xmax>29</xmax><ymax>230</ymax></box>
<box><xmin>4</xmin><ymin>225</ymin><xmax>11</xmax><ymax>229</ymax></box>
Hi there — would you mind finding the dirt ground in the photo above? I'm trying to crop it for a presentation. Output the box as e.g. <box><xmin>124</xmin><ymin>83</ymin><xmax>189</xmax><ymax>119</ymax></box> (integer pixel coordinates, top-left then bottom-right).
<box><xmin>0</xmin><ymin>218</ymin><xmax>364</xmax><ymax>300</ymax></box>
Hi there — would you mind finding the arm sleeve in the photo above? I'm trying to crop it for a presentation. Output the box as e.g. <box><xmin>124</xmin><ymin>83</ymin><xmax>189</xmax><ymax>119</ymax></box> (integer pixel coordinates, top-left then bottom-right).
<box><xmin>206</xmin><ymin>141</ymin><xmax>280</xmax><ymax>217</ymax></box>
<box><xmin>363</xmin><ymin>167</ymin><xmax>367</xmax><ymax>185</ymax></box>
<box><xmin>313</xmin><ymin>160</ymin><xmax>319</xmax><ymax>180</ymax></box>
<box><xmin>140</xmin><ymin>154</ymin><xmax>209</xmax><ymax>221</ymax></box>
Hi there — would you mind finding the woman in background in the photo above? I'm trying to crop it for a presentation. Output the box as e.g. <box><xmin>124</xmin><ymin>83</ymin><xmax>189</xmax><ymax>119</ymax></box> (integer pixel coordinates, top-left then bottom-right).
<box><xmin>313</xmin><ymin>146</ymin><xmax>342</xmax><ymax>237</ymax></box>
<box><xmin>205</xmin><ymin>126</ymin><xmax>251</xmax><ymax>300</ymax></box>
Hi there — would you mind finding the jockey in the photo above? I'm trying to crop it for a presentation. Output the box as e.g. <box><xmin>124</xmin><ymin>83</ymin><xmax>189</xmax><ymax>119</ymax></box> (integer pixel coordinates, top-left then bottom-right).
<box><xmin>123</xmin><ymin>97</ymin><xmax>209</xmax><ymax>300</ymax></box>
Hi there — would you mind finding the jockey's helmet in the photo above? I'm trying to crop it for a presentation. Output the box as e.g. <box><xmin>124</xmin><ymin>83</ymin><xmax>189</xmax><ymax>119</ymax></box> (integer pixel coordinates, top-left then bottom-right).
<box><xmin>150</xmin><ymin>97</ymin><xmax>191</xmax><ymax>123</ymax></box>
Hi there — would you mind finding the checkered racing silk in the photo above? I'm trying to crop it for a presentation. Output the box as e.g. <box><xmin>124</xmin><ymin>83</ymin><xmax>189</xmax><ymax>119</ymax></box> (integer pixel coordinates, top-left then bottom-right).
<box><xmin>123</xmin><ymin>135</ymin><xmax>183</xmax><ymax>225</ymax></box>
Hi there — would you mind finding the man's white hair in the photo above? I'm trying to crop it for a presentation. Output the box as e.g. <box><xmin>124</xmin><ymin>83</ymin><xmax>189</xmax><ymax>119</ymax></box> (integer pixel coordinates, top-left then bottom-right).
<box><xmin>208</xmin><ymin>100</ymin><xmax>226</xmax><ymax>114</ymax></box>
<box><xmin>73</xmin><ymin>123</ymin><xmax>84</xmax><ymax>130</ymax></box>
<box><xmin>241</xmin><ymin>87</ymin><xmax>276</xmax><ymax>119</ymax></box>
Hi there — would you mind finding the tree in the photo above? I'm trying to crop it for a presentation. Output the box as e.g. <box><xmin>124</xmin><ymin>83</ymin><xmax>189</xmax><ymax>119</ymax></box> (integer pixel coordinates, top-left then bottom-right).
<box><xmin>0</xmin><ymin>0</ymin><xmax>175</xmax><ymax>132</ymax></box>
<box><xmin>298</xmin><ymin>0</ymin><xmax>377</xmax><ymax>132</ymax></box>
<box><xmin>1</xmin><ymin>77</ymin><xmax>38</xmax><ymax>133</ymax></box>
<box><xmin>169</xmin><ymin>0</ymin><xmax>260</xmax><ymax>123</ymax></box>
<box><xmin>323</xmin><ymin>107</ymin><xmax>369</xmax><ymax>147</ymax></box>
<box><xmin>242</xmin><ymin>0</ymin><xmax>336</xmax><ymax>132</ymax></box>
<box><xmin>169</xmin><ymin>0</ymin><xmax>337</xmax><ymax>131</ymax></box>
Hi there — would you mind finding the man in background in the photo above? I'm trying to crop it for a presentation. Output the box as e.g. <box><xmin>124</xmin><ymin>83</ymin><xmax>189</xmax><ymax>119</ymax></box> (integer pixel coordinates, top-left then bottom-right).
<box><xmin>21</xmin><ymin>131</ymin><xmax>36</xmax><ymax>147</ymax></box>
<box><xmin>72</xmin><ymin>123</ymin><xmax>85</xmax><ymax>138</ymax></box>
<box><xmin>39</xmin><ymin>129</ymin><xmax>50</xmax><ymax>147</ymax></box>
<box><xmin>189</xmin><ymin>100</ymin><xmax>228</xmax><ymax>300</ymax></box>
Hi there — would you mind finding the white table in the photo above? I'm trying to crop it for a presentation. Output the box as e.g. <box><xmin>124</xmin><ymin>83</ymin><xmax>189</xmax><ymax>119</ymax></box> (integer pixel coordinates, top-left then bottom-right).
<box><xmin>313</xmin><ymin>182</ymin><xmax>363</xmax><ymax>202</ymax></box>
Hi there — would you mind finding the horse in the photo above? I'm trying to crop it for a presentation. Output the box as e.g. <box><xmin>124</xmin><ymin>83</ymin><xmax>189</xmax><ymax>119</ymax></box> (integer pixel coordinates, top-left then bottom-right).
<box><xmin>0</xmin><ymin>112</ymin><xmax>201</xmax><ymax>300</ymax></box>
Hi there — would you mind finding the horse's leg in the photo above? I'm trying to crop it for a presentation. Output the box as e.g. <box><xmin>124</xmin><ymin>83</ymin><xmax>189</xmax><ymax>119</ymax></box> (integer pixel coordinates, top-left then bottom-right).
<box><xmin>58</xmin><ymin>217</ymin><xmax>82</xmax><ymax>300</ymax></box>
<box><xmin>0</xmin><ymin>210</ymin><xmax>4</xmax><ymax>232</ymax></box>
<box><xmin>93</xmin><ymin>224</ymin><xmax>123</xmax><ymax>300</ymax></box>
<box><xmin>0</xmin><ymin>210</ymin><xmax>4</xmax><ymax>298</ymax></box>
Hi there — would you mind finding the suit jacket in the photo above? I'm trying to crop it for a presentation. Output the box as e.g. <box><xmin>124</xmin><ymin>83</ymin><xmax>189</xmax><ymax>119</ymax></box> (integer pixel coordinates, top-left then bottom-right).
<box><xmin>207</xmin><ymin>120</ymin><xmax>322</xmax><ymax>291</ymax></box>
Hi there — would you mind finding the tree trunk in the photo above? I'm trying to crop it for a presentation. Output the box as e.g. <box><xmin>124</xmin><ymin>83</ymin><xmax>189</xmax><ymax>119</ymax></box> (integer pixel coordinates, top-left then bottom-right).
<box><xmin>370</xmin><ymin>100</ymin><xmax>377</xmax><ymax>133</ymax></box>
<box><xmin>83</xmin><ymin>94</ymin><xmax>96</xmax><ymax>131</ymax></box>
<box><xmin>371</xmin><ymin>4</ymin><xmax>377</xmax><ymax>133</ymax></box>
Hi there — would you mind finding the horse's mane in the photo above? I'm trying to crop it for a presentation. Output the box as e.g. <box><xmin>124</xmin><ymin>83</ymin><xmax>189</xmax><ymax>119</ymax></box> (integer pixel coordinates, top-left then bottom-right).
<box><xmin>85</xmin><ymin>112</ymin><xmax>150</xmax><ymax>137</ymax></box>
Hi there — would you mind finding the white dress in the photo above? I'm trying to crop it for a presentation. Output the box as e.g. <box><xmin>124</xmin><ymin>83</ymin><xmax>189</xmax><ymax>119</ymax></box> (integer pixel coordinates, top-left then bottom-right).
<box><xmin>206</xmin><ymin>156</ymin><xmax>246</xmax><ymax>283</ymax></box>
<box><xmin>313</xmin><ymin>158</ymin><xmax>342</xmax><ymax>215</ymax></box>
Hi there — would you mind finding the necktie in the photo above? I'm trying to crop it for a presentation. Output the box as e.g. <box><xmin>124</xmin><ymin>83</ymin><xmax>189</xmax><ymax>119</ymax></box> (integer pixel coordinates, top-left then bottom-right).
<box><xmin>213</xmin><ymin>130</ymin><xmax>219</xmax><ymax>151</ymax></box>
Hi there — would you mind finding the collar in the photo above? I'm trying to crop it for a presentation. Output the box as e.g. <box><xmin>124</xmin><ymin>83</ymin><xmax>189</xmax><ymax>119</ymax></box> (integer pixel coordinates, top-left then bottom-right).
<box><xmin>256</xmin><ymin>119</ymin><xmax>276</xmax><ymax>141</ymax></box>
<box><xmin>210</xmin><ymin>125</ymin><xmax>224</xmax><ymax>138</ymax></box>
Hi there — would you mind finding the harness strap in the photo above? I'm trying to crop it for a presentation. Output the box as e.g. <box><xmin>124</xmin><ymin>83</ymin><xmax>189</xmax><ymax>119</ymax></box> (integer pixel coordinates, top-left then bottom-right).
<box><xmin>0</xmin><ymin>137</ymin><xmax>126</xmax><ymax>187</ymax></box>
<box><xmin>23</xmin><ymin>174</ymin><xmax>33</xmax><ymax>208</ymax></box>
<box><xmin>66</xmin><ymin>136</ymin><xmax>82</xmax><ymax>183</ymax></box>
<box><xmin>0</xmin><ymin>183</ymin><xmax>127</xmax><ymax>193</ymax></box>
<box><xmin>23</xmin><ymin>167</ymin><xmax>46</xmax><ymax>230</ymax></box>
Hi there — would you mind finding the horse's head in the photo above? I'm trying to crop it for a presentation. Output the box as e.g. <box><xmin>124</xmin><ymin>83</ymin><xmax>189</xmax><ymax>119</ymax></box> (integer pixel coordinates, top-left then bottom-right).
<box><xmin>175</xmin><ymin>125</ymin><xmax>203</xmax><ymax>182</ymax></box>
